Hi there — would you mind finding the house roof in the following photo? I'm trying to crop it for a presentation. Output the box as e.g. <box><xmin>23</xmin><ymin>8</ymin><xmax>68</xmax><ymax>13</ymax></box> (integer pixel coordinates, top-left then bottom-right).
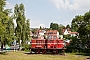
<box><xmin>46</xmin><ymin>30</ymin><xmax>58</xmax><ymax>34</ymax></box>
<box><xmin>70</xmin><ymin>32</ymin><xmax>78</xmax><ymax>34</ymax></box>
<box><xmin>62</xmin><ymin>28</ymin><xmax>78</xmax><ymax>35</ymax></box>
<box><xmin>34</xmin><ymin>29</ymin><xmax>46</xmax><ymax>35</ymax></box>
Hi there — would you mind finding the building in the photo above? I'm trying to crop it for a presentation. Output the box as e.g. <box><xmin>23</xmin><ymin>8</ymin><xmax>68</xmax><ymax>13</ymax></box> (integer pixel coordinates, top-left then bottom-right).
<box><xmin>62</xmin><ymin>28</ymin><xmax>71</xmax><ymax>35</ymax></box>
<box><xmin>34</xmin><ymin>29</ymin><xmax>46</xmax><ymax>39</ymax></box>
<box><xmin>62</xmin><ymin>28</ymin><xmax>79</xmax><ymax>37</ymax></box>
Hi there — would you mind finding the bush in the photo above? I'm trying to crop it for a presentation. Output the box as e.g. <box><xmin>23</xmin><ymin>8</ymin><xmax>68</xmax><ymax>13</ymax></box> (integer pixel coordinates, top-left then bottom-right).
<box><xmin>24</xmin><ymin>44</ymin><xmax>31</xmax><ymax>52</ymax></box>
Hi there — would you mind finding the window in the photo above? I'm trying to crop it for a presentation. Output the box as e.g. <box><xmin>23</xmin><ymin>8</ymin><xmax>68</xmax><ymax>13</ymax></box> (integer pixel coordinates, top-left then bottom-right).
<box><xmin>48</xmin><ymin>32</ymin><xmax>53</xmax><ymax>34</ymax></box>
<box><xmin>47</xmin><ymin>36</ymin><xmax>52</xmax><ymax>39</ymax></box>
<box><xmin>54</xmin><ymin>36</ymin><xmax>57</xmax><ymax>39</ymax></box>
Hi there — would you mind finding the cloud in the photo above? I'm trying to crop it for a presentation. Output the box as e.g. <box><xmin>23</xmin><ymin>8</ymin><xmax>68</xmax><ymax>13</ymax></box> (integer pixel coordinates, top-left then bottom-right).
<box><xmin>50</xmin><ymin>0</ymin><xmax>70</xmax><ymax>10</ymax></box>
<box><xmin>25</xmin><ymin>0</ymin><xmax>28</xmax><ymax>3</ymax></box>
<box><xmin>69</xmin><ymin>0</ymin><xmax>90</xmax><ymax>12</ymax></box>
<box><xmin>5</xmin><ymin>1</ymin><xmax>14</xmax><ymax>9</ymax></box>
<box><xmin>30</xmin><ymin>20</ymin><xmax>45</xmax><ymax>28</ymax></box>
<box><xmin>39</xmin><ymin>24</ymin><xmax>45</xmax><ymax>28</ymax></box>
<box><xmin>50</xmin><ymin>0</ymin><xmax>90</xmax><ymax>13</ymax></box>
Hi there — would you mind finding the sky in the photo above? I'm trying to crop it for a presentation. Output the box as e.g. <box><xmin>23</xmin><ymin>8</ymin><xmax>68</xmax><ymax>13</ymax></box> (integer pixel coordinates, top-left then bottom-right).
<box><xmin>6</xmin><ymin>0</ymin><xmax>90</xmax><ymax>28</ymax></box>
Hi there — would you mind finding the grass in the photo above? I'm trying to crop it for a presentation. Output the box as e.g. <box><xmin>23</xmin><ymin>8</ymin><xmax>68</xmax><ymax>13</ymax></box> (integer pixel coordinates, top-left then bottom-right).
<box><xmin>0</xmin><ymin>51</ymin><xmax>89</xmax><ymax>60</ymax></box>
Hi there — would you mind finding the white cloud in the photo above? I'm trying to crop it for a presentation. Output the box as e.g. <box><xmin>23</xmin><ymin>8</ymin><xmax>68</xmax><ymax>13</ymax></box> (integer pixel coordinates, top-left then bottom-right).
<box><xmin>30</xmin><ymin>20</ymin><xmax>45</xmax><ymax>28</ymax></box>
<box><xmin>50</xmin><ymin>0</ymin><xmax>70</xmax><ymax>10</ymax></box>
<box><xmin>50</xmin><ymin>0</ymin><xmax>90</xmax><ymax>13</ymax></box>
<box><xmin>39</xmin><ymin>24</ymin><xmax>45</xmax><ymax>28</ymax></box>
<box><xmin>25</xmin><ymin>0</ymin><xmax>28</xmax><ymax>3</ymax></box>
<box><xmin>69</xmin><ymin>0</ymin><xmax>90</xmax><ymax>12</ymax></box>
<box><xmin>5</xmin><ymin>1</ymin><xmax>14</xmax><ymax>9</ymax></box>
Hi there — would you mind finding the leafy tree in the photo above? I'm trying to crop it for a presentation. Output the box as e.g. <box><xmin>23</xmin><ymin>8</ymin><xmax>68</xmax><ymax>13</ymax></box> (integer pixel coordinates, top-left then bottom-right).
<box><xmin>25</xmin><ymin>19</ymin><xmax>30</xmax><ymax>41</ymax></box>
<box><xmin>0</xmin><ymin>0</ymin><xmax>14</xmax><ymax>50</ymax></box>
<box><xmin>58</xmin><ymin>24</ymin><xmax>65</xmax><ymax>35</ymax></box>
<box><xmin>84</xmin><ymin>11</ymin><xmax>90</xmax><ymax>39</ymax></box>
<box><xmin>71</xmin><ymin>15</ymin><xmax>84</xmax><ymax>32</ymax></box>
<box><xmin>71</xmin><ymin>13</ymin><xmax>90</xmax><ymax>40</ymax></box>
<box><xmin>14</xmin><ymin>3</ymin><xmax>30</xmax><ymax>47</ymax></box>
<box><xmin>66</xmin><ymin>24</ymin><xmax>70</xmax><ymax>28</ymax></box>
<box><xmin>0</xmin><ymin>0</ymin><xmax>6</xmax><ymax>11</ymax></box>
<box><xmin>14</xmin><ymin>4</ymin><xmax>22</xmax><ymax>45</ymax></box>
<box><xmin>64</xmin><ymin>34</ymin><xmax>71</xmax><ymax>40</ymax></box>
<box><xmin>50</xmin><ymin>22</ymin><xmax>59</xmax><ymax>30</ymax></box>
<box><xmin>70</xmin><ymin>11</ymin><xmax>90</xmax><ymax>53</ymax></box>
<box><xmin>50</xmin><ymin>23</ymin><xmax>65</xmax><ymax>35</ymax></box>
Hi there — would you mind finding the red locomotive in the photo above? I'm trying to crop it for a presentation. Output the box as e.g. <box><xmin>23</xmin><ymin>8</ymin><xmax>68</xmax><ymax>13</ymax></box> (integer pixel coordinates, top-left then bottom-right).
<box><xmin>31</xmin><ymin>30</ymin><xmax>65</xmax><ymax>54</ymax></box>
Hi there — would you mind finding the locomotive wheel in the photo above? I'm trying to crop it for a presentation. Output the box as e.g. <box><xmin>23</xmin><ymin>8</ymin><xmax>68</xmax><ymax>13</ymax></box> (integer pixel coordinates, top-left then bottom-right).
<box><xmin>53</xmin><ymin>50</ymin><xmax>58</xmax><ymax>54</ymax></box>
<box><xmin>61</xmin><ymin>49</ymin><xmax>65</xmax><ymax>55</ymax></box>
<box><xmin>36</xmin><ymin>49</ymin><xmax>40</xmax><ymax>54</ymax></box>
<box><xmin>42</xmin><ymin>50</ymin><xmax>47</xmax><ymax>54</ymax></box>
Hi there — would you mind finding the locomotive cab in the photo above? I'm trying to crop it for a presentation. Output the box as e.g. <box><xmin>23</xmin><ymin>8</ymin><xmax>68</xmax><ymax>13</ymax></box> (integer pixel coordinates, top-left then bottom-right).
<box><xmin>46</xmin><ymin>34</ymin><xmax>65</xmax><ymax>49</ymax></box>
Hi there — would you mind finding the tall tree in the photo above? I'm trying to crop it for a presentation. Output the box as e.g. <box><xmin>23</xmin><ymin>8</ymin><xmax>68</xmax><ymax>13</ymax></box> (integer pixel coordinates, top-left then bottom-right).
<box><xmin>5</xmin><ymin>15</ymin><xmax>14</xmax><ymax>45</ymax></box>
<box><xmin>14</xmin><ymin>3</ymin><xmax>25</xmax><ymax>46</ymax></box>
<box><xmin>70</xmin><ymin>11</ymin><xmax>90</xmax><ymax>52</ymax></box>
<box><xmin>0</xmin><ymin>0</ymin><xmax>6</xmax><ymax>11</ymax></box>
<box><xmin>25</xmin><ymin>19</ymin><xmax>30</xmax><ymax>41</ymax></box>
<box><xmin>14</xmin><ymin>3</ymin><xmax>30</xmax><ymax>46</ymax></box>
<box><xmin>0</xmin><ymin>0</ymin><xmax>14</xmax><ymax>50</ymax></box>
<box><xmin>84</xmin><ymin>11</ymin><xmax>90</xmax><ymax>39</ymax></box>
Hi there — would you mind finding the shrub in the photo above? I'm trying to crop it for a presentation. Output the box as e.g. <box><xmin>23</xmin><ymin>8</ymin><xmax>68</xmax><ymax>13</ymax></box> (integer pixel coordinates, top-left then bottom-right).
<box><xmin>24</xmin><ymin>44</ymin><xmax>31</xmax><ymax>52</ymax></box>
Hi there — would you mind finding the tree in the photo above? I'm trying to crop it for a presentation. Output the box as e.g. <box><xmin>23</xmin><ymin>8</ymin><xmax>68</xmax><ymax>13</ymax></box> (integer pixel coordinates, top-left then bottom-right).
<box><xmin>5</xmin><ymin>15</ymin><xmax>14</xmax><ymax>45</ymax></box>
<box><xmin>25</xmin><ymin>19</ymin><xmax>30</xmax><ymax>41</ymax></box>
<box><xmin>50</xmin><ymin>22</ymin><xmax>59</xmax><ymax>30</ymax></box>
<box><xmin>50</xmin><ymin>22</ymin><xmax>53</xmax><ymax>29</ymax></box>
<box><xmin>0</xmin><ymin>0</ymin><xmax>6</xmax><ymax>11</ymax></box>
<box><xmin>70</xmin><ymin>11</ymin><xmax>90</xmax><ymax>52</ymax></box>
<box><xmin>14</xmin><ymin>3</ymin><xmax>30</xmax><ymax>47</ymax></box>
<box><xmin>66</xmin><ymin>24</ymin><xmax>70</xmax><ymax>28</ymax></box>
<box><xmin>40</xmin><ymin>26</ymin><xmax>42</xmax><ymax>30</ymax></box>
<box><xmin>84</xmin><ymin>11</ymin><xmax>90</xmax><ymax>39</ymax></box>
<box><xmin>71</xmin><ymin>15</ymin><xmax>84</xmax><ymax>32</ymax></box>
<box><xmin>0</xmin><ymin>0</ymin><xmax>14</xmax><ymax>50</ymax></box>
<box><xmin>50</xmin><ymin>23</ymin><xmax>65</xmax><ymax>34</ymax></box>
<box><xmin>14</xmin><ymin>3</ymin><xmax>25</xmax><ymax>46</ymax></box>
<box><xmin>58</xmin><ymin>24</ymin><xmax>65</xmax><ymax>35</ymax></box>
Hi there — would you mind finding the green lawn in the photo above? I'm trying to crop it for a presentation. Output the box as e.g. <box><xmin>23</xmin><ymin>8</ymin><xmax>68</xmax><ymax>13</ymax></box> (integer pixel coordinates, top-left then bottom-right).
<box><xmin>0</xmin><ymin>51</ymin><xmax>89</xmax><ymax>60</ymax></box>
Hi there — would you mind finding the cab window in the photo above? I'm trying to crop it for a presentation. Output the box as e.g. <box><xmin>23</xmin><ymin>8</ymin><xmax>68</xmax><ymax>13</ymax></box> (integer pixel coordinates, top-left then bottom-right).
<box><xmin>54</xmin><ymin>36</ymin><xmax>57</xmax><ymax>39</ymax></box>
<box><xmin>47</xmin><ymin>36</ymin><xmax>52</xmax><ymax>39</ymax></box>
